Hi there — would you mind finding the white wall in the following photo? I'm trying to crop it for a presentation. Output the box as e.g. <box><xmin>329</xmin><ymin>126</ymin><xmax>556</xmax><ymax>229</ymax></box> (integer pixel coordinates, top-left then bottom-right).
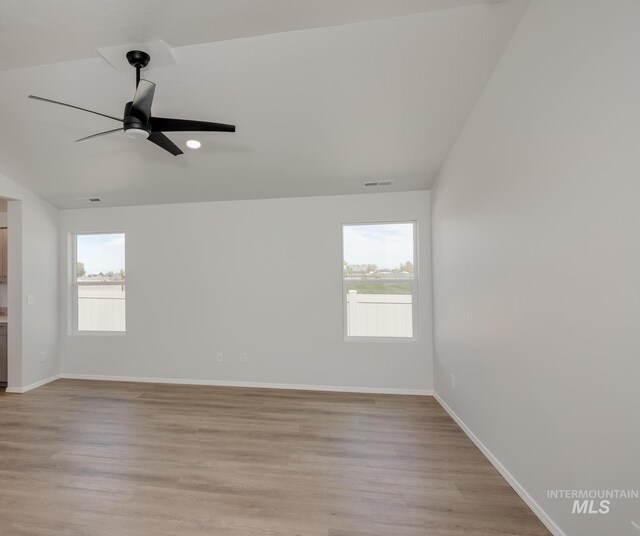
<box><xmin>60</xmin><ymin>191</ymin><xmax>433</xmax><ymax>393</ymax></box>
<box><xmin>0</xmin><ymin>207</ymin><xmax>7</xmax><ymax>308</ymax></box>
<box><xmin>0</xmin><ymin>173</ymin><xmax>59</xmax><ymax>390</ymax></box>
<box><xmin>19</xmin><ymin>196</ymin><xmax>60</xmax><ymax>387</ymax></box>
<box><xmin>431</xmin><ymin>1</ymin><xmax>640</xmax><ymax>535</ymax></box>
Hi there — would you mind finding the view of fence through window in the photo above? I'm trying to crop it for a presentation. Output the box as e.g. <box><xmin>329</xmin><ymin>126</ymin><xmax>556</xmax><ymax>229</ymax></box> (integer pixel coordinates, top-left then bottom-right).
<box><xmin>343</xmin><ymin>222</ymin><xmax>416</xmax><ymax>338</ymax></box>
<box><xmin>76</xmin><ymin>233</ymin><xmax>126</xmax><ymax>332</ymax></box>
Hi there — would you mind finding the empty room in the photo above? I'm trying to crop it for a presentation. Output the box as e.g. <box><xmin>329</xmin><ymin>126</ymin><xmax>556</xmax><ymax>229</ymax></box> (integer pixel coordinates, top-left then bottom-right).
<box><xmin>0</xmin><ymin>1</ymin><xmax>638</xmax><ymax>535</ymax></box>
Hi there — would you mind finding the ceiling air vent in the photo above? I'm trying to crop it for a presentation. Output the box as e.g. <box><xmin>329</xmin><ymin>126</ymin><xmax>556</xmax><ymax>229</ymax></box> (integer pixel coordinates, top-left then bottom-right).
<box><xmin>363</xmin><ymin>180</ymin><xmax>393</xmax><ymax>187</ymax></box>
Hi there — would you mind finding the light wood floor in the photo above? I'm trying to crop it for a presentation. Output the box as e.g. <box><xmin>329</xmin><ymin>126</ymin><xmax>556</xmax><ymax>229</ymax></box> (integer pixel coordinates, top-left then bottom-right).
<box><xmin>0</xmin><ymin>380</ymin><xmax>550</xmax><ymax>536</ymax></box>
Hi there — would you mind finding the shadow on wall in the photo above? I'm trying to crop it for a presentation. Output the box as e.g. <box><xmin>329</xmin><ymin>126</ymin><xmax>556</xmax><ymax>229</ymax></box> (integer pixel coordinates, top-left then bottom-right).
<box><xmin>0</xmin><ymin>197</ymin><xmax>8</xmax><ymax>388</ymax></box>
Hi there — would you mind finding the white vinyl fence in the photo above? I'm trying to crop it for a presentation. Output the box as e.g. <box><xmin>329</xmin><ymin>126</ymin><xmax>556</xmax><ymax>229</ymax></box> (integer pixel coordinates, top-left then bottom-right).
<box><xmin>78</xmin><ymin>284</ymin><xmax>126</xmax><ymax>332</ymax></box>
<box><xmin>78</xmin><ymin>286</ymin><xmax>409</xmax><ymax>336</ymax></box>
<box><xmin>346</xmin><ymin>290</ymin><xmax>413</xmax><ymax>337</ymax></box>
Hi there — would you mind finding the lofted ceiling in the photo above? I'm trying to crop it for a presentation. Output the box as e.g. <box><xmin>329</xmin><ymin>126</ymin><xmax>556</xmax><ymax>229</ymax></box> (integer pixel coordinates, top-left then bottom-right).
<box><xmin>0</xmin><ymin>0</ymin><xmax>528</xmax><ymax>208</ymax></box>
<box><xmin>1</xmin><ymin>0</ymin><xmax>510</xmax><ymax>71</ymax></box>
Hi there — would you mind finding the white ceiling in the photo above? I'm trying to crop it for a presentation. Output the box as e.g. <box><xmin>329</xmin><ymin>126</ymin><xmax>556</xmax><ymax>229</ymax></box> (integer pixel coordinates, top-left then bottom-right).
<box><xmin>0</xmin><ymin>0</ymin><xmax>527</xmax><ymax>208</ymax></box>
<box><xmin>1</xmin><ymin>0</ymin><xmax>503</xmax><ymax>71</ymax></box>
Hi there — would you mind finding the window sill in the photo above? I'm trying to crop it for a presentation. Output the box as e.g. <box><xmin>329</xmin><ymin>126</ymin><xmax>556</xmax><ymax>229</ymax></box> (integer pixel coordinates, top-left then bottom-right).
<box><xmin>71</xmin><ymin>331</ymin><xmax>127</xmax><ymax>337</ymax></box>
<box><xmin>344</xmin><ymin>336</ymin><xmax>419</xmax><ymax>343</ymax></box>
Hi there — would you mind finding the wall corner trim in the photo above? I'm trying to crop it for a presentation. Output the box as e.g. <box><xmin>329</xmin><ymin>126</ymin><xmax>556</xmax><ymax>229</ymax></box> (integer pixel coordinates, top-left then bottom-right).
<box><xmin>434</xmin><ymin>392</ymin><xmax>566</xmax><ymax>536</ymax></box>
<box><xmin>58</xmin><ymin>374</ymin><xmax>433</xmax><ymax>396</ymax></box>
<box><xmin>6</xmin><ymin>373</ymin><xmax>62</xmax><ymax>394</ymax></box>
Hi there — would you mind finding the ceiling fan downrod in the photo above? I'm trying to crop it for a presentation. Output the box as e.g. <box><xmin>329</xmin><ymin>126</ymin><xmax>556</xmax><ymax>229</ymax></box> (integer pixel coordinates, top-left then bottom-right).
<box><xmin>125</xmin><ymin>50</ymin><xmax>150</xmax><ymax>88</ymax></box>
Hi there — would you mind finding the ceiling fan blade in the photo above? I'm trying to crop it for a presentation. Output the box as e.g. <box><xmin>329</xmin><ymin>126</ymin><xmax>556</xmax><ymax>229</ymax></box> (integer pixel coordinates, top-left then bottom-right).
<box><xmin>75</xmin><ymin>128</ymin><xmax>123</xmax><ymax>143</ymax></box>
<box><xmin>28</xmin><ymin>95</ymin><xmax>123</xmax><ymax>123</ymax></box>
<box><xmin>150</xmin><ymin>117</ymin><xmax>235</xmax><ymax>133</ymax></box>
<box><xmin>130</xmin><ymin>79</ymin><xmax>156</xmax><ymax>122</ymax></box>
<box><xmin>148</xmin><ymin>132</ymin><xmax>183</xmax><ymax>156</ymax></box>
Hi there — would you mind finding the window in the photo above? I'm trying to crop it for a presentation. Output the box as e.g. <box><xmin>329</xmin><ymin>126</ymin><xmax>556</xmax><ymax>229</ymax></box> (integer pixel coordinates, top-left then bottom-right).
<box><xmin>343</xmin><ymin>222</ymin><xmax>417</xmax><ymax>339</ymax></box>
<box><xmin>73</xmin><ymin>233</ymin><xmax>126</xmax><ymax>333</ymax></box>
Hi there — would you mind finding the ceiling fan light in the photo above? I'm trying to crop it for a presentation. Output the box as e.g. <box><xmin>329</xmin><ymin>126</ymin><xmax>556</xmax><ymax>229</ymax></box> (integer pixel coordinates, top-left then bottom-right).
<box><xmin>125</xmin><ymin>128</ymin><xmax>150</xmax><ymax>140</ymax></box>
<box><xmin>186</xmin><ymin>139</ymin><xmax>201</xmax><ymax>149</ymax></box>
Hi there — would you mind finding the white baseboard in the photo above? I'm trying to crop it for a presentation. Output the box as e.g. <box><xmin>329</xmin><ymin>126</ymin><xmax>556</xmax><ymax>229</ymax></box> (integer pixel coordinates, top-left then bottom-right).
<box><xmin>434</xmin><ymin>392</ymin><xmax>565</xmax><ymax>536</ymax></box>
<box><xmin>6</xmin><ymin>373</ymin><xmax>62</xmax><ymax>394</ymax></box>
<box><xmin>60</xmin><ymin>373</ymin><xmax>433</xmax><ymax>396</ymax></box>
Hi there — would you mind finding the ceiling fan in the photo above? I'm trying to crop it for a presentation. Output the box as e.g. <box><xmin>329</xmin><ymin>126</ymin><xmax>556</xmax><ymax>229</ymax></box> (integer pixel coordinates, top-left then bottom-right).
<box><xmin>28</xmin><ymin>50</ymin><xmax>236</xmax><ymax>156</ymax></box>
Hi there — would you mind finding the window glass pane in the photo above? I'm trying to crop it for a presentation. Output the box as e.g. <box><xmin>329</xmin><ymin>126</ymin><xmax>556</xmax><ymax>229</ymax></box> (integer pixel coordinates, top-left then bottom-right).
<box><xmin>77</xmin><ymin>233</ymin><xmax>125</xmax><ymax>282</ymax></box>
<box><xmin>76</xmin><ymin>233</ymin><xmax>126</xmax><ymax>332</ymax></box>
<box><xmin>77</xmin><ymin>283</ymin><xmax>126</xmax><ymax>332</ymax></box>
<box><xmin>343</xmin><ymin>223</ymin><xmax>414</xmax><ymax>280</ymax></box>
<box><xmin>343</xmin><ymin>223</ymin><xmax>415</xmax><ymax>338</ymax></box>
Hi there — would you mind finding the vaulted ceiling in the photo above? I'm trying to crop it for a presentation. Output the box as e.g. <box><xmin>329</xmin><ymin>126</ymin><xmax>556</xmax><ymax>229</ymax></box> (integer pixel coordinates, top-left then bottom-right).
<box><xmin>0</xmin><ymin>0</ymin><xmax>527</xmax><ymax>208</ymax></box>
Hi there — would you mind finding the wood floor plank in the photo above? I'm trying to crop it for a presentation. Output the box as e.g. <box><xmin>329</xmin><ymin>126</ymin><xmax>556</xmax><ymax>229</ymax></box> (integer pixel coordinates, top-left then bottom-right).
<box><xmin>0</xmin><ymin>380</ymin><xmax>550</xmax><ymax>535</ymax></box>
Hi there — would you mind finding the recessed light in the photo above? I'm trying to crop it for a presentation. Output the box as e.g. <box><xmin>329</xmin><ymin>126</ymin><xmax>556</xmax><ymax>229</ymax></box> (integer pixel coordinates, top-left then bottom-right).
<box><xmin>186</xmin><ymin>140</ymin><xmax>201</xmax><ymax>149</ymax></box>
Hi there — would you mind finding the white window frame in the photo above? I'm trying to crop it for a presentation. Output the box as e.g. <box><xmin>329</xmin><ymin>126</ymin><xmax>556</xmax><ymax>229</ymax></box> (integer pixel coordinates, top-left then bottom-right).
<box><xmin>71</xmin><ymin>231</ymin><xmax>127</xmax><ymax>336</ymax></box>
<box><xmin>342</xmin><ymin>221</ymin><xmax>419</xmax><ymax>342</ymax></box>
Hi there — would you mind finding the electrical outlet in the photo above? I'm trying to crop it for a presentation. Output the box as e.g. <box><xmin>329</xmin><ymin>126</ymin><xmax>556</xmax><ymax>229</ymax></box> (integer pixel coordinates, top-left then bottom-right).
<box><xmin>27</xmin><ymin>294</ymin><xmax>36</xmax><ymax>305</ymax></box>
<box><xmin>451</xmin><ymin>373</ymin><xmax>455</xmax><ymax>389</ymax></box>
<box><xmin>216</xmin><ymin>352</ymin><xmax>223</xmax><ymax>363</ymax></box>
<box><xmin>240</xmin><ymin>352</ymin><xmax>248</xmax><ymax>363</ymax></box>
